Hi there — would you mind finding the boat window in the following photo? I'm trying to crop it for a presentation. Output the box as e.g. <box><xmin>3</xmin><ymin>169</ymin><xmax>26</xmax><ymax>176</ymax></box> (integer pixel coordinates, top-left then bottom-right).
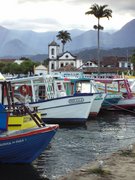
<box><xmin>39</xmin><ymin>86</ymin><xmax>46</xmax><ymax>99</ymax></box>
<box><xmin>57</xmin><ymin>83</ymin><xmax>62</xmax><ymax>90</ymax></box>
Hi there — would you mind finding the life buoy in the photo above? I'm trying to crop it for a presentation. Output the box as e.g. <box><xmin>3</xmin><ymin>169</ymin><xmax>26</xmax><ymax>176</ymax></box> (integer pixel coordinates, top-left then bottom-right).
<box><xmin>20</xmin><ymin>85</ymin><xmax>29</xmax><ymax>96</ymax></box>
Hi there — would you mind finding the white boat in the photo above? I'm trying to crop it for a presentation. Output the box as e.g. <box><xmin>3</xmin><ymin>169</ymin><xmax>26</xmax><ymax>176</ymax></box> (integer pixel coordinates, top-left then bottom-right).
<box><xmin>7</xmin><ymin>75</ymin><xmax>98</xmax><ymax>124</ymax></box>
<box><xmin>75</xmin><ymin>79</ymin><xmax>106</xmax><ymax>116</ymax></box>
<box><xmin>57</xmin><ymin>76</ymin><xmax>106</xmax><ymax>117</ymax></box>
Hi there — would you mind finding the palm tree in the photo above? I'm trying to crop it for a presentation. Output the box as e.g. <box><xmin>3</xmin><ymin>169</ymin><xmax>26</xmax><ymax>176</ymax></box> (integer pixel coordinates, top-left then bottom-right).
<box><xmin>56</xmin><ymin>30</ymin><xmax>72</xmax><ymax>53</ymax></box>
<box><xmin>85</xmin><ymin>4</ymin><xmax>112</xmax><ymax>75</ymax></box>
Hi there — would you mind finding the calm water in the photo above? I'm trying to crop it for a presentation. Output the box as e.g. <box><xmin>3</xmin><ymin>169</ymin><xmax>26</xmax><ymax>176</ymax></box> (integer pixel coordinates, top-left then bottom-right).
<box><xmin>1</xmin><ymin>110</ymin><xmax>135</xmax><ymax>180</ymax></box>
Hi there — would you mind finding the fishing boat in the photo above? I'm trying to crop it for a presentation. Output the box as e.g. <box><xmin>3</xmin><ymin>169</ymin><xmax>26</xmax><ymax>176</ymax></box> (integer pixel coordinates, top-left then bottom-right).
<box><xmin>0</xmin><ymin>123</ymin><xmax>59</xmax><ymax>163</ymax></box>
<box><xmin>0</xmin><ymin>80</ymin><xmax>44</xmax><ymax>130</ymax></box>
<box><xmin>94</xmin><ymin>78</ymin><xmax>135</xmax><ymax>110</ymax></box>
<box><xmin>127</xmin><ymin>76</ymin><xmax>135</xmax><ymax>94</ymax></box>
<box><xmin>0</xmin><ymin>81</ymin><xmax>59</xmax><ymax>164</ymax></box>
<box><xmin>8</xmin><ymin>75</ymin><xmax>97</xmax><ymax>124</ymax></box>
<box><xmin>63</xmin><ymin>78</ymin><xmax>106</xmax><ymax>116</ymax></box>
<box><xmin>58</xmin><ymin>75</ymin><xmax>106</xmax><ymax>117</ymax></box>
<box><xmin>80</xmin><ymin>81</ymin><xmax>106</xmax><ymax>116</ymax></box>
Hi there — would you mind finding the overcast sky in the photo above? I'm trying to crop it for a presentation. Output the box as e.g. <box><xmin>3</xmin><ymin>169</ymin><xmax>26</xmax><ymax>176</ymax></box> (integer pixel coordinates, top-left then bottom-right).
<box><xmin>0</xmin><ymin>0</ymin><xmax>134</xmax><ymax>32</ymax></box>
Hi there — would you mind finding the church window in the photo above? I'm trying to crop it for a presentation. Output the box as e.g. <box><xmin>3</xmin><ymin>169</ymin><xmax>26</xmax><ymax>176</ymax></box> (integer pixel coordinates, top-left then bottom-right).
<box><xmin>51</xmin><ymin>48</ymin><xmax>55</xmax><ymax>55</ymax></box>
<box><xmin>71</xmin><ymin>63</ymin><xmax>74</xmax><ymax>66</ymax></box>
<box><xmin>61</xmin><ymin>63</ymin><xmax>64</xmax><ymax>67</ymax></box>
<box><xmin>51</xmin><ymin>63</ymin><xmax>54</xmax><ymax>69</ymax></box>
<box><xmin>128</xmin><ymin>63</ymin><xmax>131</xmax><ymax>68</ymax></box>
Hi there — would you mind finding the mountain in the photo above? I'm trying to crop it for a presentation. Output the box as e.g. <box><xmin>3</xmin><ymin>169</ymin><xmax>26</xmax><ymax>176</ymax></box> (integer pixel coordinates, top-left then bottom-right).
<box><xmin>111</xmin><ymin>19</ymin><xmax>135</xmax><ymax>47</ymax></box>
<box><xmin>0</xmin><ymin>39</ymin><xmax>36</xmax><ymax>56</ymax></box>
<box><xmin>0</xmin><ymin>19</ymin><xmax>134</xmax><ymax>57</ymax></box>
<box><xmin>68</xmin><ymin>19</ymin><xmax>135</xmax><ymax>51</ymax></box>
<box><xmin>66</xmin><ymin>30</ymin><xmax>111</xmax><ymax>51</ymax></box>
<box><xmin>74</xmin><ymin>47</ymin><xmax>135</xmax><ymax>61</ymax></box>
<box><xmin>0</xmin><ymin>28</ymin><xmax>85</xmax><ymax>57</ymax></box>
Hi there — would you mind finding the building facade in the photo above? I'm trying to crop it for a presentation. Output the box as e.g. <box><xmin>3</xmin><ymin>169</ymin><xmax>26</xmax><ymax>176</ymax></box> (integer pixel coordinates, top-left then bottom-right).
<box><xmin>34</xmin><ymin>64</ymin><xmax>48</xmax><ymax>75</ymax></box>
<box><xmin>48</xmin><ymin>41</ymin><xmax>83</xmax><ymax>74</ymax></box>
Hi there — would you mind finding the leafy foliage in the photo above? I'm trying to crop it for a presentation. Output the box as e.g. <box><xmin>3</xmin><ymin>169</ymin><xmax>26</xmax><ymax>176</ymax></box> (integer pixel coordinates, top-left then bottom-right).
<box><xmin>0</xmin><ymin>58</ymin><xmax>40</xmax><ymax>75</ymax></box>
<box><xmin>56</xmin><ymin>30</ymin><xmax>72</xmax><ymax>53</ymax></box>
<box><xmin>131</xmin><ymin>50</ymin><xmax>135</xmax><ymax>70</ymax></box>
<box><xmin>85</xmin><ymin>4</ymin><xmax>112</xmax><ymax>19</ymax></box>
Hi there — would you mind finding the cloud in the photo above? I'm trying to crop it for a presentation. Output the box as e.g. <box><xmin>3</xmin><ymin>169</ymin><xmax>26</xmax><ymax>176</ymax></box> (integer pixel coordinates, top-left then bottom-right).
<box><xmin>80</xmin><ymin>0</ymin><xmax>135</xmax><ymax>13</ymax></box>
<box><xmin>18</xmin><ymin>0</ymin><xmax>46</xmax><ymax>3</ymax></box>
<box><xmin>1</xmin><ymin>0</ymin><xmax>134</xmax><ymax>32</ymax></box>
<box><xmin>18</xmin><ymin>0</ymin><xmax>63</xmax><ymax>3</ymax></box>
<box><xmin>1</xmin><ymin>18</ymin><xmax>61</xmax><ymax>32</ymax></box>
<box><xmin>17</xmin><ymin>0</ymin><xmax>135</xmax><ymax>16</ymax></box>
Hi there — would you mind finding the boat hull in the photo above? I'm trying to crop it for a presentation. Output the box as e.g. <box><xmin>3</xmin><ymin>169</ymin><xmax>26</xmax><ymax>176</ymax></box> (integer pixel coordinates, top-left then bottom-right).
<box><xmin>112</xmin><ymin>97</ymin><xmax>135</xmax><ymax>110</ymax></box>
<box><xmin>102</xmin><ymin>95</ymin><xmax>122</xmax><ymax>110</ymax></box>
<box><xmin>102</xmin><ymin>96</ymin><xmax>135</xmax><ymax>110</ymax></box>
<box><xmin>30</xmin><ymin>93</ymin><xmax>97</xmax><ymax>124</ymax></box>
<box><xmin>0</xmin><ymin>125</ymin><xmax>58</xmax><ymax>163</ymax></box>
<box><xmin>90</xmin><ymin>93</ymin><xmax>106</xmax><ymax>116</ymax></box>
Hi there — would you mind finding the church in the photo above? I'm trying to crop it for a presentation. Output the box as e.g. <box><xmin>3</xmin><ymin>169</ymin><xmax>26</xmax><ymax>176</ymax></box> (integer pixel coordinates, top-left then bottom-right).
<box><xmin>48</xmin><ymin>40</ymin><xmax>83</xmax><ymax>74</ymax></box>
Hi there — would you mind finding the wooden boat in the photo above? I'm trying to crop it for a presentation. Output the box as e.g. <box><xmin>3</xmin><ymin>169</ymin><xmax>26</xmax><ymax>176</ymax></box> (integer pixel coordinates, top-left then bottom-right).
<box><xmin>94</xmin><ymin>78</ymin><xmax>135</xmax><ymax>110</ymax></box>
<box><xmin>0</xmin><ymin>124</ymin><xmax>59</xmax><ymax>163</ymax></box>
<box><xmin>58</xmin><ymin>76</ymin><xmax>106</xmax><ymax>117</ymax></box>
<box><xmin>127</xmin><ymin>76</ymin><xmax>135</xmax><ymax>94</ymax></box>
<box><xmin>0</xmin><ymin>81</ymin><xmax>59</xmax><ymax>163</ymax></box>
<box><xmin>0</xmin><ymin>80</ymin><xmax>44</xmax><ymax>130</ymax></box>
<box><xmin>8</xmin><ymin>75</ymin><xmax>98</xmax><ymax>125</ymax></box>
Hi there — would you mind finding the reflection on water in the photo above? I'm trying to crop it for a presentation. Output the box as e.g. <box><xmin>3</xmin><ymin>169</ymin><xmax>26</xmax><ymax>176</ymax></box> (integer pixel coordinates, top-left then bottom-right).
<box><xmin>1</xmin><ymin>110</ymin><xmax>135</xmax><ymax>180</ymax></box>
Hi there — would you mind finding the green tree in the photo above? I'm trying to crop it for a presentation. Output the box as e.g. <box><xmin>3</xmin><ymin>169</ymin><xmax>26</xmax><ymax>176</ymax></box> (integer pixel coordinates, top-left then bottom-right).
<box><xmin>20</xmin><ymin>60</ymin><xmax>35</xmax><ymax>75</ymax></box>
<box><xmin>2</xmin><ymin>63</ymin><xmax>12</xmax><ymax>74</ymax></box>
<box><xmin>19</xmin><ymin>57</ymin><xmax>31</xmax><ymax>61</ymax></box>
<box><xmin>0</xmin><ymin>59</ymin><xmax>40</xmax><ymax>75</ymax></box>
<box><xmin>85</xmin><ymin>4</ymin><xmax>112</xmax><ymax>75</ymax></box>
<box><xmin>56</xmin><ymin>30</ymin><xmax>72</xmax><ymax>53</ymax></box>
<box><xmin>10</xmin><ymin>63</ymin><xmax>21</xmax><ymax>74</ymax></box>
<box><xmin>131</xmin><ymin>50</ymin><xmax>135</xmax><ymax>73</ymax></box>
<box><xmin>0</xmin><ymin>62</ymin><xmax>6</xmax><ymax>72</ymax></box>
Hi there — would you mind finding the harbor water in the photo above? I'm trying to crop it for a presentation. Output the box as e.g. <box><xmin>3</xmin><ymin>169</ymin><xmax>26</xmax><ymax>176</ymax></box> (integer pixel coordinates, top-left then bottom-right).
<box><xmin>1</xmin><ymin>110</ymin><xmax>135</xmax><ymax>180</ymax></box>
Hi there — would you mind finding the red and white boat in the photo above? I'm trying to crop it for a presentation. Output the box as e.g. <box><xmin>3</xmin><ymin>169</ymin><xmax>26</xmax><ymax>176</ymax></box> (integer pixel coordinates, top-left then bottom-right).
<box><xmin>95</xmin><ymin>78</ymin><xmax>135</xmax><ymax>110</ymax></box>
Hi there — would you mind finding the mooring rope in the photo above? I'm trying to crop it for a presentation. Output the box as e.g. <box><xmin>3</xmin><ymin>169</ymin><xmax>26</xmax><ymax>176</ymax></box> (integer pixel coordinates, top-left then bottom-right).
<box><xmin>103</xmin><ymin>99</ymin><xmax>135</xmax><ymax>115</ymax></box>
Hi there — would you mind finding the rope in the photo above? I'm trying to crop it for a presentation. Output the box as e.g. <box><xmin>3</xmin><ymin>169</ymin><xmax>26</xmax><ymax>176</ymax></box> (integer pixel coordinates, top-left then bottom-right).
<box><xmin>103</xmin><ymin>99</ymin><xmax>135</xmax><ymax>115</ymax></box>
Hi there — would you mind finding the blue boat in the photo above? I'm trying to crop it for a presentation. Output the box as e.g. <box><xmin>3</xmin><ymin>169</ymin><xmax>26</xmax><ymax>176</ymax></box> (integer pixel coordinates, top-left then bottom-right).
<box><xmin>0</xmin><ymin>124</ymin><xmax>59</xmax><ymax>163</ymax></box>
<box><xmin>0</xmin><ymin>80</ymin><xmax>59</xmax><ymax>164</ymax></box>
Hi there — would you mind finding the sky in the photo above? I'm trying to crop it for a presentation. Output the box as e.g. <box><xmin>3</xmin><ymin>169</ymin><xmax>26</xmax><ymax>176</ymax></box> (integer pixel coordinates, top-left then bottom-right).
<box><xmin>0</xmin><ymin>0</ymin><xmax>134</xmax><ymax>32</ymax></box>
